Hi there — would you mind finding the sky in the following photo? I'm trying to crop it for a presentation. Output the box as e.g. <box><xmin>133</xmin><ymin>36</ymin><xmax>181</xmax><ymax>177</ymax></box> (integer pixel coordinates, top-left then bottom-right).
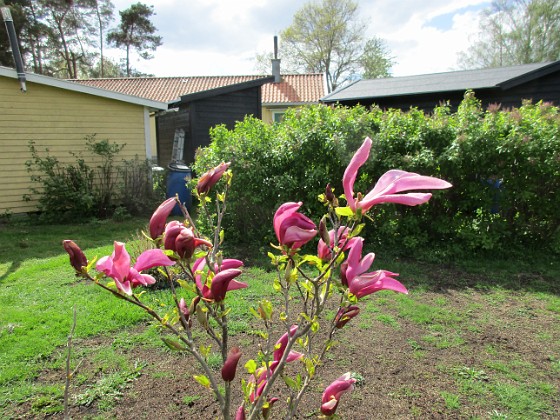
<box><xmin>108</xmin><ymin>0</ymin><xmax>491</xmax><ymax>78</ymax></box>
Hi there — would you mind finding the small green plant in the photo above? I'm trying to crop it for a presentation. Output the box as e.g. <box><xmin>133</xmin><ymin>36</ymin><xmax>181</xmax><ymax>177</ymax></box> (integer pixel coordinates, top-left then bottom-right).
<box><xmin>454</xmin><ymin>366</ymin><xmax>489</xmax><ymax>382</ymax></box>
<box><xmin>73</xmin><ymin>366</ymin><xmax>144</xmax><ymax>410</ymax></box>
<box><xmin>182</xmin><ymin>394</ymin><xmax>201</xmax><ymax>406</ymax></box>
<box><xmin>440</xmin><ymin>391</ymin><xmax>460</xmax><ymax>409</ymax></box>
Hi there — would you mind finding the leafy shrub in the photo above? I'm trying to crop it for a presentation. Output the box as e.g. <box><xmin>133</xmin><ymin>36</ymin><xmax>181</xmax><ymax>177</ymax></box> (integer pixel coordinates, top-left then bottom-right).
<box><xmin>25</xmin><ymin>140</ymin><xmax>96</xmax><ymax>221</ymax></box>
<box><xmin>26</xmin><ymin>135</ymin><xmax>163</xmax><ymax>221</ymax></box>
<box><xmin>193</xmin><ymin>96</ymin><xmax>560</xmax><ymax>258</ymax></box>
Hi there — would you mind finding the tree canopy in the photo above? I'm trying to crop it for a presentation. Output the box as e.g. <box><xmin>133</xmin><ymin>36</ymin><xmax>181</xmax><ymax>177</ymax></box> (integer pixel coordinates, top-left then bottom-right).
<box><xmin>107</xmin><ymin>2</ymin><xmax>162</xmax><ymax>77</ymax></box>
<box><xmin>279</xmin><ymin>0</ymin><xmax>393</xmax><ymax>92</ymax></box>
<box><xmin>0</xmin><ymin>0</ymin><xmax>161</xmax><ymax>78</ymax></box>
<box><xmin>458</xmin><ymin>0</ymin><xmax>560</xmax><ymax>69</ymax></box>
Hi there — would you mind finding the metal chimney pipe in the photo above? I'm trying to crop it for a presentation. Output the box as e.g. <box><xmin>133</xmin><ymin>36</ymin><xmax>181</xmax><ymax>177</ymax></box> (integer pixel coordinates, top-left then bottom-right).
<box><xmin>271</xmin><ymin>36</ymin><xmax>281</xmax><ymax>83</ymax></box>
<box><xmin>1</xmin><ymin>7</ymin><xmax>27</xmax><ymax>92</ymax></box>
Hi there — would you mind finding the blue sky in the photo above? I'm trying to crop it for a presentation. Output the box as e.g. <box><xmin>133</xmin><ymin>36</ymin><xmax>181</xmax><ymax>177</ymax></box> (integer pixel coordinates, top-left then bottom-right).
<box><xmin>108</xmin><ymin>0</ymin><xmax>490</xmax><ymax>77</ymax></box>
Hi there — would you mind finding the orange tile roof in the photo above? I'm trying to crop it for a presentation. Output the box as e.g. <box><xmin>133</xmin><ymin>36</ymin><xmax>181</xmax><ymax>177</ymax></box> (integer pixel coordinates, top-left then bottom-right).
<box><xmin>69</xmin><ymin>74</ymin><xmax>325</xmax><ymax>105</ymax></box>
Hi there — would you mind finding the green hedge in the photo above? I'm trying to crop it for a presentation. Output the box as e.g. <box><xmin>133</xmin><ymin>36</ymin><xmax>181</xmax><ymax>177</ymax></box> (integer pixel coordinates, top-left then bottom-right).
<box><xmin>193</xmin><ymin>93</ymin><xmax>560</xmax><ymax>258</ymax></box>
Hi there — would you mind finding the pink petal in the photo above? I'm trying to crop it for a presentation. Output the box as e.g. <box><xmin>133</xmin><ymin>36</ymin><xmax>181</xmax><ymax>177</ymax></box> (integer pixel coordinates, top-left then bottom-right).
<box><xmin>362</xmin><ymin>192</ymin><xmax>433</xmax><ymax>208</ymax></box>
<box><xmin>111</xmin><ymin>242</ymin><xmax>131</xmax><ymax>282</ymax></box>
<box><xmin>342</xmin><ymin>137</ymin><xmax>372</xmax><ymax>211</ymax></box>
<box><xmin>115</xmin><ymin>279</ymin><xmax>132</xmax><ymax>295</ymax></box>
<box><xmin>134</xmin><ymin>249</ymin><xmax>175</xmax><ymax>272</ymax></box>
<box><xmin>282</xmin><ymin>225</ymin><xmax>318</xmax><ymax>246</ymax></box>
<box><xmin>226</xmin><ymin>279</ymin><xmax>248</xmax><ymax>292</ymax></box>
<box><xmin>210</xmin><ymin>269</ymin><xmax>243</xmax><ymax>301</ymax></box>
<box><xmin>220</xmin><ymin>259</ymin><xmax>244</xmax><ymax>270</ymax></box>
<box><xmin>273</xmin><ymin>202</ymin><xmax>302</xmax><ymax>242</ymax></box>
<box><xmin>149</xmin><ymin>197</ymin><xmax>176</xmax><ymax>239</ymax></box>
<box><xmin>286</xmin><ymin>351</ymin><xmax>304</xmax><ymax>362</ymax></box>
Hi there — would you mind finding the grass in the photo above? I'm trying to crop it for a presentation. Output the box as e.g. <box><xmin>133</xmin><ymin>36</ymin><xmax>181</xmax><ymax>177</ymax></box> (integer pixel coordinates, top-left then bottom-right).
<box><xmin>1</xmin><ymin>218</ymin><xmax>559</xmax><ymax>418</ymax></box>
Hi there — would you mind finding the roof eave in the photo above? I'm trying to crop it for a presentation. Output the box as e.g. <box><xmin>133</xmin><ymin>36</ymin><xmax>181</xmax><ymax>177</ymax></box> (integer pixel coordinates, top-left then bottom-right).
<box><xmin>498</xmin><ymin>61</ymin><xmax>559</xmax><ymax>90</ymax></box>
<box><xmin>170</xmin><ymin>76</ymin><xmax>275</xmax><ymax>107</ymax></box>
<box><xmin>0</xmin><ymin>66</ymin><xmax>168</xmax><ymax>110</ymax></box>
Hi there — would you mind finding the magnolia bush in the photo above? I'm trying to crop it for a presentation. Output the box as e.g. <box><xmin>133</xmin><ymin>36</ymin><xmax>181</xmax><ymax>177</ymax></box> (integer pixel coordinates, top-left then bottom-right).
<box><xmin>64</xmin><ymin>137</ymin><xmax>451</xmax><ymax>419</ymax></box>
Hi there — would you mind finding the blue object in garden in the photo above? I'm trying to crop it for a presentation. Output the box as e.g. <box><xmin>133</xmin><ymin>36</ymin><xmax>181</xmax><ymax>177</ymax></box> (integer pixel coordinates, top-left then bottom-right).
<box><xmin>486</xmin><ymin>177</ymin><xmax>503</xmax><ymax>214</ymax></box>
<box><xmin>167</xmin><ymin>163</ymin><xmax>192</xmax><ymax>215</ymax></box>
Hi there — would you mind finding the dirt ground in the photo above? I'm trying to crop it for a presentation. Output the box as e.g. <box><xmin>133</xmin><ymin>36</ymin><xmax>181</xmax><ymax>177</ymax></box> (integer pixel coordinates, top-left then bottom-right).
<box><xmin>9</xmin><ymin>280</ymin><xmax>560</xmax><ymax>419</ymax></box>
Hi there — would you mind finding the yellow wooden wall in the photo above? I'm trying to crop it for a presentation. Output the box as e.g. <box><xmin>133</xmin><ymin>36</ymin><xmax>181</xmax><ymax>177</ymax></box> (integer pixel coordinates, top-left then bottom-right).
<box><xmin>0</xmin><ymin>76</ymin><xmax>148</xmax><ymax>214</ymax></box>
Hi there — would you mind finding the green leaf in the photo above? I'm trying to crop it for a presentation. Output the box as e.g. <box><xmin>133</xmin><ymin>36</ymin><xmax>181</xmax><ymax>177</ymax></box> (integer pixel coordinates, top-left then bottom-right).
<box><xmin>300</xmin><ymin>255</ymin><xmax>322</xmax><ymax>266</ymax></box>
<box><xmin>161</xmin><ymin>337</ymin><xmax>186</xmax><ymax>351</ymax></box>
<box><xmin>335</xmin><ymin>206</ymin><xmax>354</xmax><ymax>217</ymax></box>
<box><xmin>283</xmin><ymin>375</ymin><xmax>299</xmax><ymax>390</ymax></box>
<box><xmin>245</xmin><ymin>359</ymin><xmax>257</xmax><ymax>374</ymax></box>
<box><xmin>193</xmin><ymin>374</ymin><xmax>211</xmax><ymax>388</ymax></box>
<box><xmin>349</xmin><ymin>223</ymin><xmax>365</xmax><ymax>238</ymax></box>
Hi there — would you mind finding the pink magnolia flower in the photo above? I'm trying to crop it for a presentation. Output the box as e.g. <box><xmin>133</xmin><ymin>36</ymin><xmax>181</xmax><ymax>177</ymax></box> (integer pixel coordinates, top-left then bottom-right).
<box><xmin>163</xmin><ymin>222</ymin><xmax>212</xmax><ymax>259</ymax></box>
<box><xmin>96</xmin><ymin>242</ymin><xmax>175</xmax><ymax>295</ymax></box>
<box><xmin>317</xmin><ymin>226</ymin><xmax>359</xmax><ymax>261</ymax></box>
<box><xmin>334</xmin><ymin>305</ymin><xmax>360</xmax><ymax>329</ymax></box>
<box><xmin>321</xmin><ymin>372</ymin><xmax>357</xmax><ymax>416</ymax></box>
<box><xmin>62</xmin><ymin>240</ymin><xmax>88</xmax><ymax>273</ymax></box>
<box><xmin>341</xmin><ymin>237</ymin><xmax>407</xmax><ymax>299</ymax></box>
<box><xmin>193</xmin><ymin>257</ymin><xmax>246</xmax><ymax>302</ymax></box>
<box><xmin>196</xmin><ymin>161</ymin><xmax>230</xmax><ymax>195</ymax></box>
<box><xmin>149</xmin><ymin>197</ymin><xmax>176</xmax><ymax>240</ymax></box>
<box><xmin>343</xmin><ymin>137</ymin><xmax>452</xmax><ymax>213</ymax></box>
<box><xmin>221</xmin><ymin>346</ymin><xmax>242</xmax><ymax>382</ymax></box>
<box><xmin>273</xmin><ymin>202</ymin><xmax>317</xmax><ymax>250</ymax></box>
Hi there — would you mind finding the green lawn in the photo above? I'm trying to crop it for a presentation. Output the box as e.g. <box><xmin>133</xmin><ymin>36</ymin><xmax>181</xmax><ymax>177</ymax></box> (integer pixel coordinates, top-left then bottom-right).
<box><xmin>1</xmin><ymin>218</ymin><xmax>559</xmax><ymax>418</ymax></box>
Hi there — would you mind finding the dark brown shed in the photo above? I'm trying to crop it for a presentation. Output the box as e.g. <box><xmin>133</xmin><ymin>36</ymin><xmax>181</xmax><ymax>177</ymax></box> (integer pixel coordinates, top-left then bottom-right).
<box><xmin>321</xmin><ymin>61</ymin><xmax>560</xmax><ymax>112</ymax></box>
<box><xmin>156</xmin><ymin>76</ymin><xmax>274</xmax><ymax>167</ymax></box>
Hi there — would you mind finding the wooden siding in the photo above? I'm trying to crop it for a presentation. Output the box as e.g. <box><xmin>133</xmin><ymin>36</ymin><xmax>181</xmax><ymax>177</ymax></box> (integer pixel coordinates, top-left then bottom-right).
<box><xmin>156</xmin><ymin>86</ymin><xmax>262</xmax><ymax>168</ymax></box>
<box><xmin>0</xmin><ymin>76</ymin><xmax>148</xmax><ymax>214</ymax></box>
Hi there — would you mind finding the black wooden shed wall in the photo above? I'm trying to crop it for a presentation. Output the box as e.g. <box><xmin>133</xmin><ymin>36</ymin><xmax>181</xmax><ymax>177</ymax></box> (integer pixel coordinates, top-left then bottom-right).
<box><xmin>334</xmin><ymin>70</ymin><xmax>560</xmax><ymax>113</ymax></box>
<box><xmin>156</xmin><ymin>85</ymin><xmax>263</xmax><ymax>168</ymax></box>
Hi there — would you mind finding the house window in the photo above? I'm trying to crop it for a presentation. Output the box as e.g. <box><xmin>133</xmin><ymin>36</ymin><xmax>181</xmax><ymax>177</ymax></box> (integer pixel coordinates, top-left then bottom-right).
<box><xmin>272</xmin><ymin>112</ymin><xmax>285</xmax><ymax>123</ymax></box>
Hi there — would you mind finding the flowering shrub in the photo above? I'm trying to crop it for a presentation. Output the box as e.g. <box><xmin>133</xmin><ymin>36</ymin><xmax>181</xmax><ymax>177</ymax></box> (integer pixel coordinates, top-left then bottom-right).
<box><xmin>64</xmin><ymin>137</ymin><xmax>450</xmax><ymax>419</ymax></box>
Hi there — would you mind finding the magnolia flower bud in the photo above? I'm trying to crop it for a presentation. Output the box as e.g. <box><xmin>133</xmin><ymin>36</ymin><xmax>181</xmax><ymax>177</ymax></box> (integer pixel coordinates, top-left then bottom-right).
<box><xmin>149</xmin><ymin>197</ymin><xmax>176</xmax><ymax>240</ymax></box>
<box><xmin>325</xmin><ymin>183</ymin><xmax>335</xmax><ymax>202</ymax></box>
<box><xmin>334</xmin><ymin>306</ymin><xmax>360</xmax><ymax>328</ymax></box>
<box><xmin>221</xmin><ymin>346</ymin><xmax>242</xmax><ymax>382</ymax></box>
<box><xmin>319</xmin><ymin>216</ymin><xmax>330</xmax><ymax>247</ymax></box>
<box><xmin>196</xmin><ymin>162</ymin><xmax>230</xmax><ymax>195</ymax></box>
<box><xmin>62</xmin><ymin>240</ymin><xmax>88</xmax><ymax>273</ymax></box>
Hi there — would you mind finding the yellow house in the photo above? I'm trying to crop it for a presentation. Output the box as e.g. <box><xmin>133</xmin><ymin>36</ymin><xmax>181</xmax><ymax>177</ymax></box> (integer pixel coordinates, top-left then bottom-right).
<box><xmin>0</xmin><ymin>66</ymin><xmax>167</xmax><ymax>214</ymax></box>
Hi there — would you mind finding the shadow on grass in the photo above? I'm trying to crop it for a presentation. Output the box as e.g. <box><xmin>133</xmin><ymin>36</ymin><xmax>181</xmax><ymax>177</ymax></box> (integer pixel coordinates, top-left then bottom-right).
<box><xmin>0</xmin><ymin>218</ymin><xmax>147</xmax><ymax>282</ymax></box>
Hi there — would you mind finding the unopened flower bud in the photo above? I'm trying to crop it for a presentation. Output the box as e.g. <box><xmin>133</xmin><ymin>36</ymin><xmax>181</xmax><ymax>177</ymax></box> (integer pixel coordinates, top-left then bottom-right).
<box><xmin>189</xmin><ymin>296</ymin><xmax>201</xmax><ymax>315</ymax></box>
<box><xmin>319</xmin><ymin>216</ymin><xmax>330</xmax><ymax>247</ymax></box>
<box><xmin>325</xmin><ymin>183</ymin><xmax>335</xmax><ymax>202</ymax></box>
<box><xmin>149</xmin><ymin>197</ymin><xmax>176</xmax><ymax>240</ymax></box>
<box><xmin>334</xmin><ymin>305</ymin><xmax>360</xmax><ymax>328</ymax></box>
<box><xmin>221</xmin><ymin>346</ymin><xmax>242</xmax><ymax>382</ymax></box>
<box><xmin>196</xmin><ymin>162</ymin><xmax>230</xmax><ymax>195</ymax></box>
<box><xmin>178</xmin><ymin>297</ymin><xmax>192</xmax><ymax>328</ymax></box>
<box><xmin>62</xmin><ymin>240</ymin><xmax>88</xmax><ymax>273</ymax></box>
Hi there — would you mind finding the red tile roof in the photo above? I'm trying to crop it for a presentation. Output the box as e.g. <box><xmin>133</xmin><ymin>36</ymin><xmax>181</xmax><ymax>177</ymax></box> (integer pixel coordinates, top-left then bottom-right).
<box><xmin>70</xmin><ymin>74</ymin><xmax>326</xmax><ymax>105</ymax></box>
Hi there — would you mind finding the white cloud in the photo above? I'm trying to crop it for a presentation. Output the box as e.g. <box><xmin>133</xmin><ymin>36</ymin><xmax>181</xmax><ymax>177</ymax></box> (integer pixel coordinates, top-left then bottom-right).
<box><xmin>107</xmin><ymin>0</ymin><xmax>490</xmax><ymax>78</ymax></box>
